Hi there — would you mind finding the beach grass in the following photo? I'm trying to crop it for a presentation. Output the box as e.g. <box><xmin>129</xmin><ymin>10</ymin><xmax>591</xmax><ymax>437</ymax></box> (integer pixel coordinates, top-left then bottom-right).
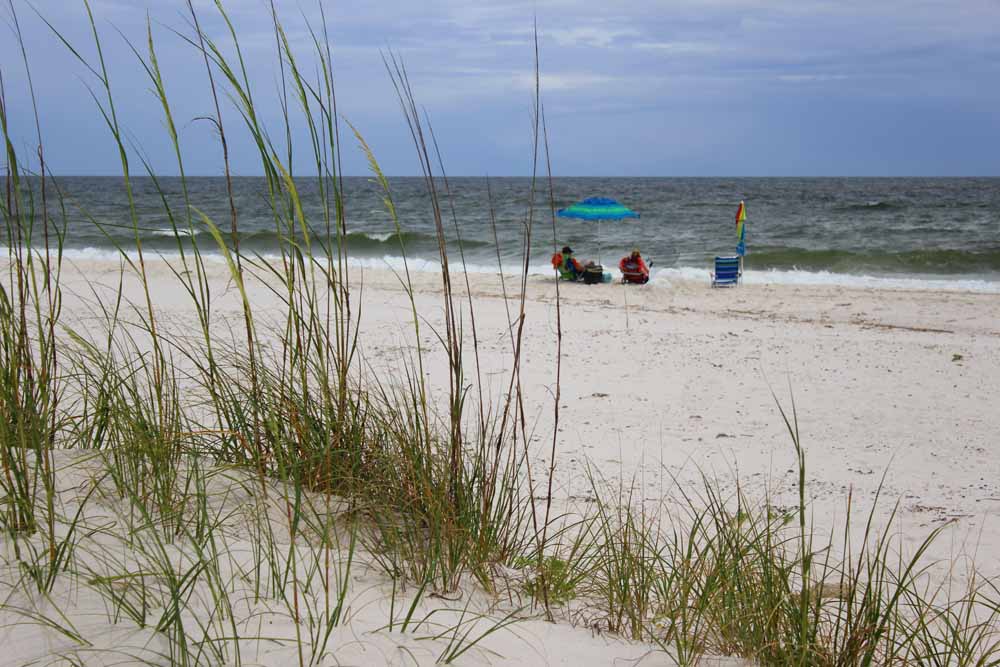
<box><xmin>2</xmin><ymin>1</ymin><xmax>1000</xmax><ymax>665</ymax></box>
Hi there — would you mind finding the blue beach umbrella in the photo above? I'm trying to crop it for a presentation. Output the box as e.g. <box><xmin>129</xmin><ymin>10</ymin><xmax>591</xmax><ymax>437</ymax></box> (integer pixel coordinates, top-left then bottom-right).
<box><xmin>557</xmin><ymin>196</ymin><xmax>640</xmax><ymax>264</ymax></box>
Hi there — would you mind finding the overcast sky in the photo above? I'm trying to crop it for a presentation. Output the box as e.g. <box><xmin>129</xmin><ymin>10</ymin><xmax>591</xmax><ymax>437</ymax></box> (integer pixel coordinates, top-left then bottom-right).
<box><xmin>2</xmin><ymin>0</ymin><xmax>999</xmax><ymax>176</ymax></box>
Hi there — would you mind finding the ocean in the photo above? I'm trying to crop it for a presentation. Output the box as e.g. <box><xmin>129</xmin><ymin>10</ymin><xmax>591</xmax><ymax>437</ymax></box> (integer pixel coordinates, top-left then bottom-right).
<box><xmin>24</xmin><ymin>176</ymin><xmax>1000</xmax><ymax>292</ymax></box>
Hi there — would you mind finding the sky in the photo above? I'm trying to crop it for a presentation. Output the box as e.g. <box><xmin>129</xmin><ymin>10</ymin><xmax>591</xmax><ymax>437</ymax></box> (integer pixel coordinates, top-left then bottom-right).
<box><xmin>2</xmin><ymin>0</ymin><xmax>999</xmax><ymax>177</ymax></box>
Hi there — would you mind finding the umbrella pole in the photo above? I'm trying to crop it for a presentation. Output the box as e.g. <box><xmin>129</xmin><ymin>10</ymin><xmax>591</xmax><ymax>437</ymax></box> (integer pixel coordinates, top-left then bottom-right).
<box><xmin>598</xmin><ymin>220</ymin><xmax>603</xmax><ymax>265</ymax></box>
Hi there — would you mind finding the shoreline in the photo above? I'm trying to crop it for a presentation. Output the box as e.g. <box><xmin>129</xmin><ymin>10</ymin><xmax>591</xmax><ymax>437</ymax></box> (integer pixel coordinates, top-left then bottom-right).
<box><xmin>38</xmin><ymin>246</ymin><xmax>1000</xmax><ymax>294</ymax></box>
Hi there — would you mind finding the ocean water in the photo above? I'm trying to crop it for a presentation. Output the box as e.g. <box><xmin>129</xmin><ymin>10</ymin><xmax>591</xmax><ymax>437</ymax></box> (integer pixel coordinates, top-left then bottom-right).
<box><xmin>21</xmin><ymin>176</ymin><xmax>1000</xmax><ymax>291</ymax></box>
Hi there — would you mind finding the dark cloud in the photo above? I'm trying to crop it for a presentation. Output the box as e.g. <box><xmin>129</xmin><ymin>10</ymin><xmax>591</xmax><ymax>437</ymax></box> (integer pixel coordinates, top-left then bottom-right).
<box><xmin>2</xmin><ymin>0</ymin><xmax>998</xmax><ymax>175</ymax></box>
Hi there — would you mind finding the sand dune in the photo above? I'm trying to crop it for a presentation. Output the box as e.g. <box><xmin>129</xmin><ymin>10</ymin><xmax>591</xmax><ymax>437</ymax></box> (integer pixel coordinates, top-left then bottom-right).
<box><xmin>4</xmin><ymin>256</ymin><xmax>998</xmax><ymax>665</ymax></box>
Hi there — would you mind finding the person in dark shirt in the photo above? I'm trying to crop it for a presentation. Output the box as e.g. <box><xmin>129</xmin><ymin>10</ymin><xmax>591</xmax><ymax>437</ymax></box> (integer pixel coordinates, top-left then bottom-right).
<box><xmin>552</xmin><ymin>245</ymin><xmax>585</xmax><ymax>281</ymax></box>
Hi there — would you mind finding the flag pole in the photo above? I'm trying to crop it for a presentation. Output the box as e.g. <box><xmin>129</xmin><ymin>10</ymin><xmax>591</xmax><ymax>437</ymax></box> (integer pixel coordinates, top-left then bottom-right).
<box><xmin>736</xmin><ymin>200</ymin><xmax>746</xmax><ymax>283</ymax></box>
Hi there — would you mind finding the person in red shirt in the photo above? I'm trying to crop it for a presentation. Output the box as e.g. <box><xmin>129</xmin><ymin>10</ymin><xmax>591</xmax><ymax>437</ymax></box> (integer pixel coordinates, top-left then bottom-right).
<box><xmin>619</xmin><ymin>248</ymin><xmax>650</xmax><ymax>284</ymax></box>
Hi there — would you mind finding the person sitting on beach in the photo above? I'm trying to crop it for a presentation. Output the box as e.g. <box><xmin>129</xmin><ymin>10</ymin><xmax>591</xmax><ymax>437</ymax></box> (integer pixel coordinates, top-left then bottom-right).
<box><xmin>552</xmin><ymin>245</ymin><xmax>584</xmax><ymax>281</ymax></box>
<box><xmin>619</xmin><ymin>248</ymin><xmax>650</xmax><ymax>284</ymax></box>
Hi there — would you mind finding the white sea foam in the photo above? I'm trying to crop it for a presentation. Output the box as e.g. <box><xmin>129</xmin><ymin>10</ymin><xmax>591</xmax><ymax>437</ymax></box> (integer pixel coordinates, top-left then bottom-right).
<box><xmin>653</xmin><ymin>266</ymin><xmax>1000</xmax><ymax>293</ymax></box>
<box><xmin>58</xmin><ymin>247</ymin><xmax>228</xmax><ymax>263</ymax></box>
<box><xmin>46</xmin><ymin>248</ymin><xmax>1000</xmax><ymax>294</ymax></box>
<box><xmin>151</xmin><ymin>228</ymin><xmax>195</xmax><ymax>237</ymax></box>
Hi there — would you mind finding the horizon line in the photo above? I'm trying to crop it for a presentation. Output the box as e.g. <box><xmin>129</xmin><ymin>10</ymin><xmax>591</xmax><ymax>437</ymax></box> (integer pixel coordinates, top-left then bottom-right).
<box><xmin>20</xmin><ymin>172</ymin><xmax>1000</xmax><ymax>179</ymax></box>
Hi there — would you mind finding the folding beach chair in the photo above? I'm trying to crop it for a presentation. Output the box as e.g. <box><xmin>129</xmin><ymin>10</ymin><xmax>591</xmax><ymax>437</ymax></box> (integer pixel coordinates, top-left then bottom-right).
<box><xmin>711</xmin><ymin>256</ymin><xmax>741</xmax><ymax>287</ymax></box>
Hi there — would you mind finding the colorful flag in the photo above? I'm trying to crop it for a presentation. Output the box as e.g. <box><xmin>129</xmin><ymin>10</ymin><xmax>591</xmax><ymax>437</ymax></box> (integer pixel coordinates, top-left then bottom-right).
<box><xmin>735</xmin><ymin>200</ymin><xmax>747</xmax><ymax>256</ymax></box>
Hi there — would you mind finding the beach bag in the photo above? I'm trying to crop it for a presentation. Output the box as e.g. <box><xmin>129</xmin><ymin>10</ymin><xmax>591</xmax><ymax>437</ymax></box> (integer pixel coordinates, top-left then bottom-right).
<box><xmin>582</xmin><ymin>264</ymin><xmax>605</xmax><ymax>285</ymax></box>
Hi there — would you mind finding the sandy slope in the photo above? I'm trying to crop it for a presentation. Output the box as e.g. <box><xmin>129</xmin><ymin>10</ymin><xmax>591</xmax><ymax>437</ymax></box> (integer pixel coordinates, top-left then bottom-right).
<box><xmin>3</xmin><ymin>255</ymin><xmax>998</xmax><ymax>665</ymax></box>
<box><xmin>2</xmin><ymin>449</ymin><xmax>746</xmax><ymax>667</ymax></box>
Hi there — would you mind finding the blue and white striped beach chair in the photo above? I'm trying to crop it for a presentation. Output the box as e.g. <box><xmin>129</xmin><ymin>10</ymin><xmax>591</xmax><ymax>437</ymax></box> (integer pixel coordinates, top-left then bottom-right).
<box><xmin>711</xmin><ymin>256</ymin><xmax>741</xmax><ymax>287</ymax></box>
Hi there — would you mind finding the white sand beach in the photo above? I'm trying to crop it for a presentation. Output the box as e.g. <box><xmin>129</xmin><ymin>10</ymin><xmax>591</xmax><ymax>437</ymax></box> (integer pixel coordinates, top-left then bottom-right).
<box><xmin>329</xmin><ymin>265</ymin><xmax>1000</xmax><ymax>578</ymax></box>
<box><xmin>3</xmin><ymin>256</ymin><xmax>997</xmax><ymax>665</ymax></box>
